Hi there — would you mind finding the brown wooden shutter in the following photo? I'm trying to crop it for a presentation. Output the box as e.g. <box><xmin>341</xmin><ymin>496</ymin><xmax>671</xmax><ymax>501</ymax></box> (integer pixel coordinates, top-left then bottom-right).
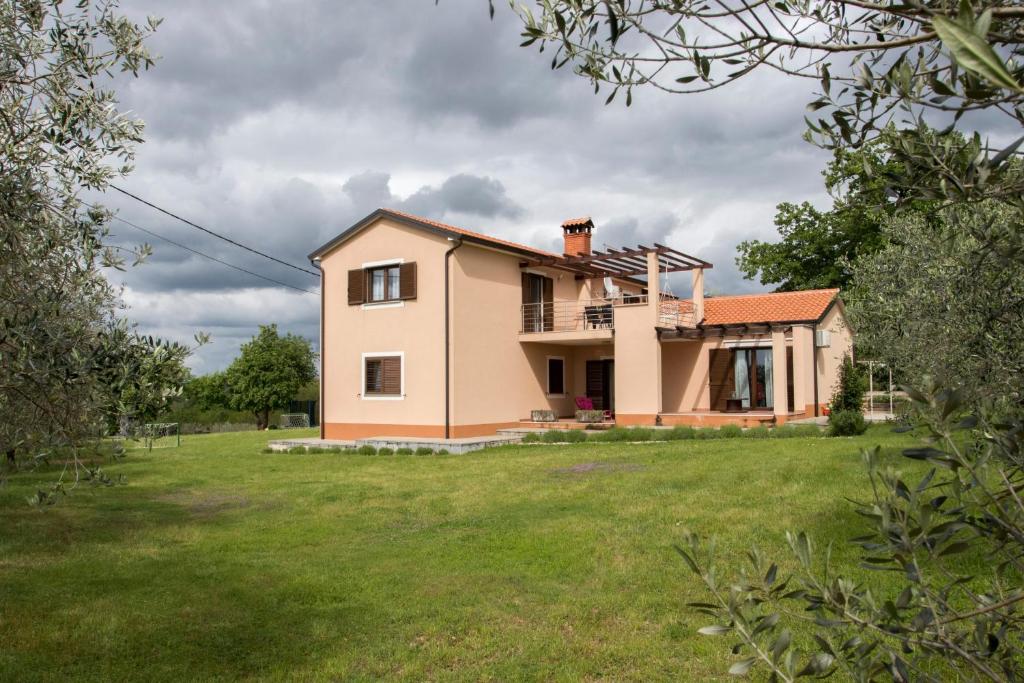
<box><xmin>708</xmin><ymin>349</ymin><xmax>735</xmax><ymax>411</ymax></box>
<box><xmin>348</xmin><ymin>268</ymin><xmax>365</xmax><ymax>305</ymax></box>
<box><xmin>381</xmin><ymin>356</ymin><xmax>401</xmax><ymax>395</ymax></box>
<box><xmin>399</xmin><ymin>262</ymin><xmax>417</xmax><ymax>300</ymax></box>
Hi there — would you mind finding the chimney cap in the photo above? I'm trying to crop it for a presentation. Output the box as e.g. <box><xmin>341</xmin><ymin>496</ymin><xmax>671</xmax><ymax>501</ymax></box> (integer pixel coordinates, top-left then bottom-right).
<box><xmin>561</xmin><ymin>216</ymin><xmax>594</xmax><ymax>231</ymax></box>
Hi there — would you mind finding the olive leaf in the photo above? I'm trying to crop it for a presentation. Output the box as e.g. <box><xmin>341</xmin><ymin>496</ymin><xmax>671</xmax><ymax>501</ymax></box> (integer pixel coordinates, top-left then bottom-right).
<box><xmin>933</xmin><ymin>15</ymin><xmax>1023</xmax><ymax>93</ymax></box>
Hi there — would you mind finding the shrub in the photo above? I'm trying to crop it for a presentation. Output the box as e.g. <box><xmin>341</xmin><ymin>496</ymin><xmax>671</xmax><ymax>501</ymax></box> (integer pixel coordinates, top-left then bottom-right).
<box><xmin>395</xmin><ymin>447</ymin><xmax>414</xmax><ymax>455</ymax></box>
<box><xmin>694</xmin><ymin>427</ymin><xmax>722</xmax><ymax>439</ymax></box>
<box><xmin>436</xmin><ymin>449</ymin><xmax>449</xmax><ymax>455</ymax></box>
<box><xmin>665</xmin><ymin>426</ymin><xmax>696</xmax><ymax>440</ymax></box>
<box><xmin>356</xmin><ymin>445</ymin><xmax>378</xmax><ymax>455</ymax></box>
<box><xmin>306</xmin><ymin>446</ymin><xmax>324</xmax><ymax>454</ymax></box>
<box><xmin>376</xmin><ymin>447</ymin><xmax>394</xmax><ymax>456</ymax></box>
<box><xmin>541</xmin><ymin>429</ymin><xmax>586</xmax><ymax>443</ymax></box>
<box><xmin>828</xmin><ymin>409</ymin><xmax>867</xmax><ymax>436</ymax></box>
<box><xmin>592</xmin><ymin>427</ymin><xmax>653</xmax><ymax>442</ymax></box>
<box><xmin>260</xmin><ymin>447</ymin><xmax>274</xmax><ymax>454</ymax></box>
<box><xmin>520</xmin><ymin>432</ymin><xmax>542</xmax><ymax>443</ymax></box>
<box><xmin>830</xmin><ymin>355</ymin><xmax>867</xmax><ymax>413</ymax></box>
<box><xmin>745</xmin><ymin>426</ymin><xmax>771</xmax><ymax>439</ymax></box>
<box><xmin>719</xmin><ymin>424</ymin><xmax>743</xmax><ymax>438</ymax></box>
<box><xmin>268</xmin><ymin>424</ymin><xmax>279</xmax><ymax>430</ymax></box>
<box><xmin>774</xmin><ymin>425</ymin><xmax>822</xmax><ymax>438</ymax></box>
<box><xmin>287</xmin><ymin>446</ymin><xmax>306</xmax><ymax>454</ymax></box>
<box><xmin>414</xmin><ymin>447</ymin><xmax>434</xmax><ymax>455</ymax></box>
<box><xmin>328</xmin><ymin>446</ymin><xmax>343</xmax><ymax>453</ymax></box>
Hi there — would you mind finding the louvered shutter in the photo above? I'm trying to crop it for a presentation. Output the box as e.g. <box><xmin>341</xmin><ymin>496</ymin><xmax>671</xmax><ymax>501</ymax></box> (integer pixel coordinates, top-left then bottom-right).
<box><xmin>399</xmin><ymin>262</ymin><xmax>417</xmax><ymax>300</ymax></box>
<box><xmin>708</xmin><ymin>349</ymin><xmax>735</xmax><ymax>411</ymax></box>
<box><xmin>381</xmin><ymin>357</ymin><xmax>401</xmax><ymax>395</ymax></box>
<box><xmin>348</xmin><ymin>268</ymin><xmax>365</xmax><ymax>305</ymax></box>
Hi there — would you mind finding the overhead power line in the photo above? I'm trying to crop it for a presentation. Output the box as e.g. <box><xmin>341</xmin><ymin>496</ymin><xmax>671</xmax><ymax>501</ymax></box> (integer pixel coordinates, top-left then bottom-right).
<box><xmin>71</xmin><ymin>200</ymin><xmax>319</xmax><ymax>296</ymax></box>
<box><xmin>109</xmin><ymin>184</ymin><xmax>320</xmax><ymax>277</ymax></box>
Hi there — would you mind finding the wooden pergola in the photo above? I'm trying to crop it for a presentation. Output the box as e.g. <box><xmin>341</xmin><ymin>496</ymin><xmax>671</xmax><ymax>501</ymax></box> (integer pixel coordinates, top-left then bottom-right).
<box><xmin>659</xmin><ymin>323</ymin><xmax>794</xmax><ymax>340</ymax></box>
<box><xmin>524</xmin><ymin>244</ymin><xmax>713</xmax><ymax>279</ymax></box>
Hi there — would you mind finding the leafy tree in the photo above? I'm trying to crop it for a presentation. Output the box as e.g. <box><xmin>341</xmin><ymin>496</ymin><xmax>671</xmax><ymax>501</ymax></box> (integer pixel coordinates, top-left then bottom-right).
<box><xmin>850</xmin><ymin>201</ymin><xmax>1024</xmax><ymax>407</ymax></box>
<box><xmin>0</xmin><ymin>2</ymin><xmax>194</xmax><ymax>482</ymax></box>
<box><xmin>183</xmin><ymin>372</ymin><xmax>231</xmax><ymax>411</ymax></box>
<box><xmin>95</xmin><ymin>322</ymin><xmax>192</xmax><ymax>435</ymax></box>
<box><xmin>225</xmin><ymin>325</ymin><xmax>317</xmax><ymax>430</ymax></box>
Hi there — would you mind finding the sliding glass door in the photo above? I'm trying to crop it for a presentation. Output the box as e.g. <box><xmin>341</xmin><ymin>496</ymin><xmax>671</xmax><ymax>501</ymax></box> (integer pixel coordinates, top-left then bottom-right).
<box><xmin>734</xmin><ymin>348</ymin><xmax>774</xmax><ymax>409</ymax></box>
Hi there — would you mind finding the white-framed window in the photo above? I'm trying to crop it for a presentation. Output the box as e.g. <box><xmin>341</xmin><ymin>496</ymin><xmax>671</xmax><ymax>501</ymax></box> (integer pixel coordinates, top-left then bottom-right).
<box><xmin>361</xmin><ymin>352</ymin><xmax>404</xmax><ymax>400</ymax></box>
<box><xmin>546</xmin><ymin>356</ymin><xmax>565</xmax><ymax>397</ymax></box>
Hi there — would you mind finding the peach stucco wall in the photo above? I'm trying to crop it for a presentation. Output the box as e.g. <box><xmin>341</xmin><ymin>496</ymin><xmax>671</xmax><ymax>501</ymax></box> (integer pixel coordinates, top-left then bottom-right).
<box><xmin>816</xmin><ymin>302</ymin><xmax>854</xmax><ymax>407</ymax></box>
<box><xmin>319</xmin><ymin>218</ymin><xmax>450</xmax><ymax>433</ymax></box>
<box><xmin>449</xmin><ymin>244</ymin><xmax>585</xmax><ymax>425</ymax></box>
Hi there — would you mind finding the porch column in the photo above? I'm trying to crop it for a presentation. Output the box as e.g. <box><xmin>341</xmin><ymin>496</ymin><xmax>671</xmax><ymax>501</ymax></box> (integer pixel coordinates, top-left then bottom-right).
<box><xmin>771</xmin><ymin>328</ymin><xmax>789</xmax><ymax>421</ymax></box>
<box><xmin>691</xmin><ymin>268</ymin><xmax>704</xmax><ymax>324</ymax></box>
<box><xmin>791</xmin><ymin>325</ymin><xmax>813</xmax><ymax>416</ymax></box>
<box><xmin>646</xmin><ymin>250</ymin><xmax>660</xmax><ymax>325</ymax></box>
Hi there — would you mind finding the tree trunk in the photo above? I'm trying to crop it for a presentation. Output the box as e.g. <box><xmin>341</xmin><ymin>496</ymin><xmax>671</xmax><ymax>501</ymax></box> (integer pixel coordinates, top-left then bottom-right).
<box><xmin>255</xmin><ymin>409</ymin><xmax>270</xmax><ymax>431</ymax></box>
<box><xmin>5</xmin><ymin>449</ymin><xmax>15</xmax><ymax>466</ymax></box>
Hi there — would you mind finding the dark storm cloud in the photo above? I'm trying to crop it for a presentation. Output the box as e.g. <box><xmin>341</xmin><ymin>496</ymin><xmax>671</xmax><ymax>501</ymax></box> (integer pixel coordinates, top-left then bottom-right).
<box><xmin>400</xmin><ymin>174</ymin><xmax>524</xmax><ymax>220</ymax></box>
<box><xmin>104</xmin><ymin>169</ymin><xmax>525</xmax><ymax>295</ymax></box>
<box><xmin>104</xmin><ymin>1</ymin><xmax>840</xmax><ymax>370</ymax></box>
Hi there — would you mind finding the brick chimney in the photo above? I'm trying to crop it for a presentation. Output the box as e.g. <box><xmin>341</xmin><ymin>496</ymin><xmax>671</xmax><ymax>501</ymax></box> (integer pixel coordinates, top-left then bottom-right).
<box><xmin>561</xmin><ymin>217</ymin><xmax>594</xmax><ymax>256</ymax></box>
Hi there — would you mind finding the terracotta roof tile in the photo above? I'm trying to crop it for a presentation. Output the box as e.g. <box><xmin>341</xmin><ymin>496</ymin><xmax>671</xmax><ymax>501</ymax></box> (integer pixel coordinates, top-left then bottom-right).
<box><xmin>382</xmin><ymin>208</ymin><xmax>561</xmax><ymax>258</ymax></box>
<box><xmin>678</xmin><ymin>288</ymin><xmax>840</xmax><ymax>325</ymax></box>
<box><xmin>561</xmin><ymin>216</ymin><xmax>593</xmax><ymax>228</ymax></box>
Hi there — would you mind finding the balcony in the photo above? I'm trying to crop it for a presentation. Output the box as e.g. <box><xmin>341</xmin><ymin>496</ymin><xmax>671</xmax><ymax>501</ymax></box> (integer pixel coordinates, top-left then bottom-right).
<box><xmin>518</xmin><ymin>296</ymin><xmax>647</xmax><ymax>344</ymax></box>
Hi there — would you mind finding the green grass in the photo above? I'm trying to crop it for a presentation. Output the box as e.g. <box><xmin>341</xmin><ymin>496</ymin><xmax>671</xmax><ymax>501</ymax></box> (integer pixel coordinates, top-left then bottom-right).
<box><xmin>1</xmin><ymin>426</ymin><xmax>928</xmax><ymax>681</ymax></box>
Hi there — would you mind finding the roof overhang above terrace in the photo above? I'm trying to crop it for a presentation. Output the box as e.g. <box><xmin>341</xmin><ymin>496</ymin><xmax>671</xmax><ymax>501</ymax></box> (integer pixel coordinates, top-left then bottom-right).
<box><xmin>521</xmin><ymin>243</ymin><xmax>713</xmax><ymax>280</ymax></box>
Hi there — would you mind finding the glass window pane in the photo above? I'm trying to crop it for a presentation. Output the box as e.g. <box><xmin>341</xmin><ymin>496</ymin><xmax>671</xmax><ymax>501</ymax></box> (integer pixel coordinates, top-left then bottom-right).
<box><xmin>371</xmin><ymin>269</ymin><xmax>385</xmax><ymax>301</ymax></box>
<box><xmin>388</xmin><ymin>266</ymin><xmax>400</xmax><ymax>299</ymax></box>
<box><xmin>547</xmin><ymin>358</ymin><xmax>564</xmax><ymax>395</ymax></box>
<box><xmin>366</xmin><ymin>359</ymin><xmax>383</xmax><ymax>393</ymax></box>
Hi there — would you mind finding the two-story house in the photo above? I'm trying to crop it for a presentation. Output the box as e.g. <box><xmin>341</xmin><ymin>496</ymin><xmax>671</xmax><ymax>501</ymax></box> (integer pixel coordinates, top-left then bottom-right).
<box><xmin>309</xmin><ymin>209</ymin><xmax>852</xmax><ymax>440</ymax></box>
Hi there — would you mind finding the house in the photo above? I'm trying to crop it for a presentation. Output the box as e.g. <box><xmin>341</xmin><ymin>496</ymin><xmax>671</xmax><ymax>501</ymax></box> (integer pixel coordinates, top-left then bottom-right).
<box><xmin>308</xmin><ymin>209</ymin><xmax>853</xmax><ymax>440</ymax></box>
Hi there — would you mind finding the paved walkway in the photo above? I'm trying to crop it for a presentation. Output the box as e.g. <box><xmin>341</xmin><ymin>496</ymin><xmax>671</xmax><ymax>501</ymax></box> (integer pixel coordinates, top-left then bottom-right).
<box><xmin>268</xmin><ymin>433</ymin><xmax>522</xmax><ymax>455</ymax></box>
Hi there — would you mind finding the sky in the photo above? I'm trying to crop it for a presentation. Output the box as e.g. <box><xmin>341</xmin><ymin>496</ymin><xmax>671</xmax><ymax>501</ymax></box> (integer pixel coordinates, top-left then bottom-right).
<box><xmin>100</xmin><ymin>0</ymin><xmax>838</xmax><ymax>373</ymax></box>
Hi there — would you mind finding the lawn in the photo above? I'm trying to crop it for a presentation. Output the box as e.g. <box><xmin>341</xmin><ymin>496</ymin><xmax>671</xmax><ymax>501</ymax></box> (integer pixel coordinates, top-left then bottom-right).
<box><xmin>1</xmin><ymin>426</ymin><xmax>927</xmax><ymax>681</ymax></box>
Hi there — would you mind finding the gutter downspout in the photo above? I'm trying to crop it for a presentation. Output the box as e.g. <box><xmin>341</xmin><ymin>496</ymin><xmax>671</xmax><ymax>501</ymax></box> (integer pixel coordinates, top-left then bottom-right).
<box><xmin>812</xmin><ymin>322</ymin><xmax>819</xmax><ymax>417</ymax></box>
<box><xmin>444</xmin><ymin>239</ymin><xmax>463</xmax><ymax>439</ymax></box>
<box><xmin>311</xmin><ymin>257</ymin><xmax>324</xmax><ymax>438</ymax></box>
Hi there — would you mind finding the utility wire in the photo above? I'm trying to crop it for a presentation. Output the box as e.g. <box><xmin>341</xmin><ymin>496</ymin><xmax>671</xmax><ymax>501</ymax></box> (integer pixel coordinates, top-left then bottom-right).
<box><xmin>108</xmin><ymin>184</ymin><xmax>321</xmax><ymax>277</ymax></box>
<box><xmin>72</xmin><ymin>200</ymin><xmax>319</xmax><ymax>296</ymax></box>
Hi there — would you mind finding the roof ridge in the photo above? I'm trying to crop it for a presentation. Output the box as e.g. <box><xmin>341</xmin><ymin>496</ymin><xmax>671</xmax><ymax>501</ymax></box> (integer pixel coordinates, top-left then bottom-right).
<box><xmin>700</xmin><ymin>288</ymin><xmax>839</xmax><ymax>301</ymax></box>
<box><xmin>380</xmin><ymin>207</ymin><xmax>561</xmax><ymax>258</ymax></box>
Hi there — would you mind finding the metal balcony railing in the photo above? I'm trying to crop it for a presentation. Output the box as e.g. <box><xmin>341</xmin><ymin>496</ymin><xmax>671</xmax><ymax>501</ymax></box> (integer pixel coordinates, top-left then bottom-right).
<box><xmin>520</xmin><ymin>295</ymin><xmax>647</xmax><ymax>333</ymax></box>
<box><xmin>657</xmin><ymin>299</ymin><xmax>697</xmax><ymax>328</ymax></box>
